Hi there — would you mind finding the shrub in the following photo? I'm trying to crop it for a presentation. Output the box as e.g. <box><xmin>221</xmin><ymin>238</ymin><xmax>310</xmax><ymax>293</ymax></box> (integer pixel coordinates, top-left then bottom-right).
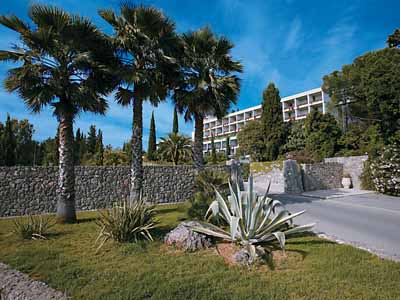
<box><xmin>12</xmin><ymin>215</ymin><xmax>55</xmax><ymax>240</ymax></box>
<box><xmin>186</xmin><ymin>174</ymin><xmax>314</xmax><ymax>262</ymax></box>
<box><xmin>369</xmin><ymin>142</ymin><xmax>400</xmax><ymax>196</ymax></box>
<box><xmin>285</xmin><ymin>149</ymin><xmax>315</xmax><ymax>164</ymax></box>
<box><xmin>240</xmin><ymin>163</ymin><xmax>250</xmax><ymax>181</ymax></box>
<box><xmin>95</xmin><ymin>199</ymin><xmax>157</xmax><ymax>252</ymax></box>
<box><xmin>188</xmin><ymin>192</ymin><xmax>213</xmax><ymax>220</ymax></box>
<box><xmin>195</xmin><ymin>169</ymin><xmax>229</xmax><ymax>198</ymax></box>
<box><xmin>360</xmin><ymin>159</ymin><xmax>375</xmax><ymax>190</ymax></box>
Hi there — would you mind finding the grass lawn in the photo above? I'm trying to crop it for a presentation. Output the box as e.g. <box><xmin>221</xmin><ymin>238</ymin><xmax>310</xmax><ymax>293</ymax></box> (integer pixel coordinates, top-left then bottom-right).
<box><xmin>250</xmin><ymin>160</ymin><xmax>283</xmax><ymax>174</ymax></box>
<box><xmin>0</xmin><ymin>203</ymin><xmax>399</xmax><ymax>300</ymax></box>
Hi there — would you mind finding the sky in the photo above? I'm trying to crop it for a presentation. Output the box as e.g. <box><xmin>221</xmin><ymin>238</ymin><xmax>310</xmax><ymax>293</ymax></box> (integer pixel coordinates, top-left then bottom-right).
<box><xmin>0</xmin><ymin>0</ymin><xmax>399</xmax><ymax>148</ymax></box>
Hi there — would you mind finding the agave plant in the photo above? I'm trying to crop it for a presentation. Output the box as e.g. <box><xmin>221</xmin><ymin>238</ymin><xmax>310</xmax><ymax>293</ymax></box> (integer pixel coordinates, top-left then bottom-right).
<box><xmin>95</xmin><ymin>198</ymin><xmax>157</xmax><ymax>252</ymax></box>
<box><xmin>187</xmin><ymin>174</ymin><xmax>314</xmax><ymax>258</ymax></box>
<box><xmin>13</xmin><ymin>215</ymin><xmax>55</xmax><ymax>240</ymax></box>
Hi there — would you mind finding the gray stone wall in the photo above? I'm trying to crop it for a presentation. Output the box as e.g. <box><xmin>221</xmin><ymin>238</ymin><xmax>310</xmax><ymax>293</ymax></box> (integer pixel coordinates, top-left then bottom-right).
<box><xmin>301</xmin><ymin>162</ymin><xmax>343</xmax><ymax>191</ymax></box>
<box><xmin>0</xmin><ymin>165</ymin><xmax>230</xmax><ymax>217</ymax></box>
<box><xmin>324</xmin><ymin>155</ymin><xmax>368</xmax><ymax>189</ymax></box>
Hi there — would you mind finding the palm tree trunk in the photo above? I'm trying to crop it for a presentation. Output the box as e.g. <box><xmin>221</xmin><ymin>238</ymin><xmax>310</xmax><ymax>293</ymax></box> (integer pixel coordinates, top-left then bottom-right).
<box><xmin>57</xmin><ymin>113</ymin><xmax>77</xmax><ymax>223</ymax></box>
<box><xmin>130</xmin><ymin>97</ymin><xmax>143</xmax><ymax>203</ymax></box>
<box><xmin>193</xmin><ymin>113</ymin><xmax>204</xmax><ymax>169</ymax></box>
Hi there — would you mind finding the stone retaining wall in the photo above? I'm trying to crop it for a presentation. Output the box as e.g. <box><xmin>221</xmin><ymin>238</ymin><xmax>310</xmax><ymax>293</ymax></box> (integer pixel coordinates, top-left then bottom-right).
<box><xmin>0</xmin><ymin>165</ymin><xmax>230</xmax><ymax>217</ymax></box>
<box><xmin>301</xmin><ymin>162</ymin><xmax>344</xmax><ymax>191</ymax></box>
<box><xmin>324</xmin><ymin>155</ymin><xmax>368</xmax><ymax>189</ymax></box>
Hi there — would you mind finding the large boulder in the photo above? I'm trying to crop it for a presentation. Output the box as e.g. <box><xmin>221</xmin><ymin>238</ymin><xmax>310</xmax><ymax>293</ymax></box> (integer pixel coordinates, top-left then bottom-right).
<box><xmin>164</xmin><ymin>221</ymin><xmax>212</xmax><ymax>252</ymax></box>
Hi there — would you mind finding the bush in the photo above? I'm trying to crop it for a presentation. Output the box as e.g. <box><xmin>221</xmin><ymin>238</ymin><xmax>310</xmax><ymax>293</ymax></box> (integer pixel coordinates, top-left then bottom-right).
<box><xmin>360</xmin><ymin>159</ymin><xmax>375</xmax><ymax>190</ymax></box>
<box><xmin>285</xmin><ymin>150</ymin><xmax>315</xmax><ymax>164</ymax></box>
<box><xmin>95</xmin><ymin>199</ymin><xmax>157</xmax><ymax>252</ymax></box>
<box><xmin>240</xmin><ymin>163</ymin><xmax>250</xmax><ymax>181</ymax></box>
<box><xmin>187</xmin><ymin>192</ymin><xmax>212</xmax><ymax>220</ymax></box>
<box><xmin>195</xmin><ymin>169</ymin><xmax>229</xmax><ymax>198</ymax></box>
<box><xmin>369</xmin><ymin>142</ymin><xmax>400</xmax><ymax>196</ymax></box>
<box><xmin>13</xmin><ymin>215</ymin><xmax>55</xmax><ymax>240</ymax></box>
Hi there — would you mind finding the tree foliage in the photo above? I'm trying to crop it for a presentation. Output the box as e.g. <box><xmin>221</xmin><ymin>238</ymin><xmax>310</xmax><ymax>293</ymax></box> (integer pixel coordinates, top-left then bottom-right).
<box><xmin>304</xmin><ymin>110</ymin><xmax>341</xmax><ymax>161</ymax></box>
<box><xmin>147</xmin><ymin>111</ymin><xmax>157</xmax><ymax>161</ymax></box>
<box><xmin>157</xmin><ymin>133</ymin><xmax>192</xmax><ymax>165</ymax></box>
<box><xmin>172</xmin><ymin>107</ymin><xmax>179</xmax><ymax>134</ymax></box>
<box><xmin>237</xmin><ymin>121</ymin><xmax>265</xmax><ymax>161</ymax></box>
<box><xmin>261</xmin><ymin>83</ymin><xmax>285</xmax><ymax>161</ymax></box>
<box><xmin>387</xmin><ymin>28</ymin><xmax>400</xmax><ymax>48</ymax></box>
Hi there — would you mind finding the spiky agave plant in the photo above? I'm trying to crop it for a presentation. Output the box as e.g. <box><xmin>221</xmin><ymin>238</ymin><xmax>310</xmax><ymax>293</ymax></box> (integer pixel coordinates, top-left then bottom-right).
<box><xmin>95</xmin><ymin>198</ymin><xmax>157</xmax><ymax>252</ymax></box>
<box><xmin>187</xmin><ymin>174</ymin><xmax>314</xmax><ymax>258</ymax></box>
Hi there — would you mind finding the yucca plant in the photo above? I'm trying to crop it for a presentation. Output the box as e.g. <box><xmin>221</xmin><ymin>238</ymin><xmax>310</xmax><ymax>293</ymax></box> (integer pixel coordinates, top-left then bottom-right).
<box><xmin>13</xmin><ymin>215</ymin><xmax>55</xmax><ymax>240</ymax></box>
<box><xmin>187</xmin><ymin>174</ymin><xmax>314</xmax><ymax>259</ymax></box>
<box><xmin>95</xmin><ymin>199</ymin><xmax>157</xmax><ymax>252</ymax></box>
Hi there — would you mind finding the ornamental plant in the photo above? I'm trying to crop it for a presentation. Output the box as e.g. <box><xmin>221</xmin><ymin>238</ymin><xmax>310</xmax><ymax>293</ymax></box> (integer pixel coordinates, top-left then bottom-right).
<box><xmin>187</xmin><ymin>174</ymin><xmax>314</xmax><ymax>260</ymax></box>
<box><xmin>370</xmin><ymin>142</ymin><xmax>400</xmax><ymax>196</ymax></box>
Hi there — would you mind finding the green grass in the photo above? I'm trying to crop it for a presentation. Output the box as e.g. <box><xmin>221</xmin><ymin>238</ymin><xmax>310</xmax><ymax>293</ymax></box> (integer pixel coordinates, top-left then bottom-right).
<box><xmin>1</xmin><ymin>203</ymin><xmax>400</xmax><ymax>300</ymax></box>
<box><xmin>250</xmin><ymin>160</ymin><xmax>283</xmax><ymax>174</ymax></box>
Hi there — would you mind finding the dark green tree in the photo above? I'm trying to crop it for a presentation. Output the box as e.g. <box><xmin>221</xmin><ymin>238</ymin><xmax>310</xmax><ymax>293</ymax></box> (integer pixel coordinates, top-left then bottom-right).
<box><xmin>173</xmin><ymin>27</ymin><xmax>242</xmax><ymax>169</ymax></box>
<box><xmin>261</xmin><ymin>83</ymin><xmax>285</xmax><ymax>161</ymax></box>
<box><xmin>323</xmin><ymin>47</ymin><xmax>400</xmax><ymax>143</ymax></box>
<box><xmin>226</xmin><ymin>136</ymin><xmax>231</xmax><ymax>156</ymax></box>
<box><xmin>158</xmin><ymin>133</ymin><xmax>192</xmax><ymax>165</ymax></box>
<box><xmin>387</xmin><ymin>28</ymin><xmax>400</xmax><ymax>48</ymax></box>
<box><xmin>210</xmin><ymin>133</ymin><xmax>217</xmax><ymax>165</ymax></box>
<box><xmin>0</xmin><ymin>121</ymin><xmax>4</xmax><ymax>165</ymax></box>
<box><xmin>100</xmin><ymin>4</ymin><xmax>181</xmax><ymax>202</ymax></box>
<box><xmin>95</xmin><ymin>129</ymin><xmax>104</xmax><ymax>165</ymax></box>
<box><xmin>172</xmin><ymin>107</ymin><xmax>179</xmax><ymax>134</ymax></box>
<box><xmin>12</xmin><ymin>118</ymin><xmax>35</xmax><ymax>165</ymax></box>
<box><xmin>284</xmin><ymin>120</ymin><xmax>306</xmax><ymax>152</ymax></box>
<box><xmin>147</xmin><ymin>111</ymin><xmax>157</xmax><ymax>161</ymax></box>
<box><xmin>237</xmin><ymin>121</ymin><xmax>265</xmax><ymax>161</ymax></box>
<box><xmin>0</xmin><ymin>5</ymin><xmax>117</xmax><ymax>223</ymax></box>
<box><xmin>41</xmin><ymin>137</ymin><xmax>59</xmax><ymax>166</ymax></box>
<box><xmin>87</xmin><ymin>125</ymin><xmax>97</xmax><ymax>155</ymax></box>
<box><xmin>74</xmin><ymin>128</ymin><xmax>82</xmax><ymax>165</ymax></box>
<box><xmin>304</xmin><ymin>110</ymin><xmax>342</xmax><ymax>161</ymax></box>
<box><xmin>2</xmin><ymin>114</ymin><xmax>16</xmax><ymax>166</ymax></box>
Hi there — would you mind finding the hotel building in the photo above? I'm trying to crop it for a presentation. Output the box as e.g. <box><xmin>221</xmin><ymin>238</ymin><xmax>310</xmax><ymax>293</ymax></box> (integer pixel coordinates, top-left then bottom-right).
<box><xmin>199</xmin><ymin>87</ymin><xmax>329</xmax><ymax>155</ymax></box>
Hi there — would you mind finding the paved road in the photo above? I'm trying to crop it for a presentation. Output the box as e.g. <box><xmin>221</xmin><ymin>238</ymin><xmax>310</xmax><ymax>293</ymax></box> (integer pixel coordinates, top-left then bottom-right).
<box><xmin>258</xmin><ymin>189</ymin><xmax>400</xmax><ymax>261</ymax></box>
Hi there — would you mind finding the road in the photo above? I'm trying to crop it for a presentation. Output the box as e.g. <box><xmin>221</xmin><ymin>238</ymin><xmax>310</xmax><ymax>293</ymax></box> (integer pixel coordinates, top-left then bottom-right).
<box><xmin>259</xmin><ymin>190</ymin><xmax>400</xmax><ymax>261</ymax></box>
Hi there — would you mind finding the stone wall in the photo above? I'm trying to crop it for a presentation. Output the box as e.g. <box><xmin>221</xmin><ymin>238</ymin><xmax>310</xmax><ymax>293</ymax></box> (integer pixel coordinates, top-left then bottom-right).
<box><xmin>0</xmin><ymin>165</ymin><xmax>230</xmax><ymax>217</ymax></box>
<box><xmin>301</xmin><ymin>162</ymin><xmax>343</xmax><ymax>191</ymax></box>
<box><xmin>324</xmin><ymin>155</ymin><xmax>368</xmax><ymax>189</ymax></box>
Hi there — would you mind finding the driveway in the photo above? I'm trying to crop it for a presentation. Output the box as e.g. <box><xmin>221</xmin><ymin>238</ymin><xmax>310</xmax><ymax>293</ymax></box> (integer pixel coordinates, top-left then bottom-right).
<box><xmin>257</xmin><ymin>187</ymin><xmax>400</xmax><ymax>261</ymax></box>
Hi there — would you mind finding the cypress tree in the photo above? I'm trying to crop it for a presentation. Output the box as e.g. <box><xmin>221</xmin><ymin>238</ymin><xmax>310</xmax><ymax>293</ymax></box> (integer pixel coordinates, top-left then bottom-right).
<box><xmin>87</xmin><ymin>125</ymin><xmax>97</xmax><ymax>155</ymax></box>
<box><xmin>74</xmin><ymin>128</ymin><xmax>82</xmax><ymax>165</ymax></box>
<box><xmin>147</xmin><ymin>111</ymin><xmax>157</xmax><ymax>161</ymax></box>
<box><xmin>3</xmin><ymin>114</ymin><xmax>16</xmax><ymax>166</ymax></box>
<box><xmin>261</xmin><ymin>83</ymin><xmax>285</xmax><ymax>161</ymax></box>
<box><xmin>0</xmin><ymin>121</ymin><xmax>4</xmax><ymax>165</ymax></box>
<box><xmin>226</xmin><ymin>136</ymin><xmax>231</xmax><ymax>156</ymax></box>
<box><xmin>95</xmin><ymin>129</ymin><xmax>104</xmax><ymax>165</ymax></box>
<box><xmin>172</xmin><ymin>107</ymin><xmax>179</xmax><ymax>134</ymax></box>
<box><xmin>211</xmin><ymin>133</ymin><xmax>217</xmax><ymax>164</ymax></box>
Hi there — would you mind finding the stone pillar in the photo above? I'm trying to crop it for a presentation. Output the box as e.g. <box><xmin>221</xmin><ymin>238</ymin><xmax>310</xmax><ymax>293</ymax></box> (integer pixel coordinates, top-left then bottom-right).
<box><xmin>283</xmin><ymin>159</ymin><xmax>304</xmax><ymax>194</ymax></box>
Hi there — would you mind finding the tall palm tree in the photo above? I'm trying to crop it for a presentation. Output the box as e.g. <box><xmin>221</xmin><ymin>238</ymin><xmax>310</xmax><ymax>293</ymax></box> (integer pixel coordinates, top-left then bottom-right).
<box><xmin>0</xmin><ymin>5</ymin><xmax>117</xmax><ymax>223</ymax></box>
<box><xmin>173</xmin><ymin>27</ymin><xmax>242</xmax><ymax>169</ymax></box>
<box><xmin>99</xmin><ymin>4</ymin><xmax>181</xmax><ymax>203</ymax></box>
<box><xmin>158</xmin><ymin>133</ymin><xmax>192</xmax><ymax>165</ymax></box>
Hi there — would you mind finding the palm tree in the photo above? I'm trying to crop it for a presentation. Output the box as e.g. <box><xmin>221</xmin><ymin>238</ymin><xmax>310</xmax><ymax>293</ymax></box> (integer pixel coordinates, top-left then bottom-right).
<box><xmin>158</xmin><ymin>133</ymin><xmax>192</xmax><ymax>165</ymax></box>
<box><xmin>173</xmin><ymin>27</ymin><xmax>242</xmax><ymax>169</ymax></box>
<box><xmin>99</xmin><ymin>4</ymin><xmax>181</xmax><ymax>202</ymax></box>
<box><xmin>0</xmin><ymin>5</ymin><xmax>117</xmax><ymax>223</ymax></box>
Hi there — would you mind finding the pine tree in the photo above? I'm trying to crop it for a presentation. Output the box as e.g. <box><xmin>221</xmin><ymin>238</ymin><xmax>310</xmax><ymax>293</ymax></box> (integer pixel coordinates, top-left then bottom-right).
<box><xmin>211</xmin><ymin>133</ymin><xmax>217</xmax><ymax>165</ymax></box>
<box><xmin>261</xmin><ymin>83</ymin><xmax>285</xmax><ymax>161</ymax></box>
<box><xmin>147</xmin><ymin>111</ymin><xmax>157</xmax><ymax>161</ymax></box>
<box><xmin>3</xmin><ymin>114</ymin><xmax>16</xmax><ymax>166</ymax></box>
<box><xmin>74</xmin><ymin>128</ymin><xmax>82</xmax><ymax>165</ymax></box>
<box><xmin>0</xmin><ymin>121</ymin><xmax>4</xmax><ymax>165</ymax></box>
<box><xmin>87</xmin><ymin>125</ymin><xmax>97</xmax><ymax>155</ymax></box>
<box><xmin>226</xmin><ymin>136</ymin><xmax>231</xmax><ymax>156</ymax></box>
<box><xmin>172</xmin><ymin>107</ymin><xmax>179</xmax><ymax>134</ymax></box>
<box><xmin>95</xmin><ymin>129</ymin><xmax>104</xmax><ymax>165</ymax></box>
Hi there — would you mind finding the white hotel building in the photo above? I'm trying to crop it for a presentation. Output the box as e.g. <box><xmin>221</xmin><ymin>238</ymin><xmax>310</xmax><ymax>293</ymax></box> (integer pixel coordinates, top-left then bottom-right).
<box><xmin>199</xmin><ymin>87</ymin><xmax>329</xmax><ymax>155</ymax></box>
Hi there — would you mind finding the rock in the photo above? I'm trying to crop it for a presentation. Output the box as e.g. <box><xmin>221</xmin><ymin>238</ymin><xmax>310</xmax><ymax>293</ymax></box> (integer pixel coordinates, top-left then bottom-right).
<box><xmin>283</xmin><ymin>159</ymin><xmax>304</xmax><ymax>194</ymax></box>
<box><xmin>164</xmin><ymin>221</ymin><xmax>212</xmax><ymax>252</ymax></box>
<box><xmin>233</xmin><ymin>246</ymin><xmax>266</xmax><ymax>266</ymax></box>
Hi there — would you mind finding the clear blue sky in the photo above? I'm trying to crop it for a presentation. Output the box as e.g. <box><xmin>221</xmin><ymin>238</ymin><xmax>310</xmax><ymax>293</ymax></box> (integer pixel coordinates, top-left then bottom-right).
<box><xmin>0</xmin><ymin>0</ymin><xmax>398</xmax><ymax>148</ymax></box>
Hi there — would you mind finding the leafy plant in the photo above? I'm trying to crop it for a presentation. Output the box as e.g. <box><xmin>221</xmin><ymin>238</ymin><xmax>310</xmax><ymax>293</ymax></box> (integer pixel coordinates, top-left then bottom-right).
<box><xmin>95</xmin><ymin>199</ymin><xmax>157</xmax><ymax>252</ymax></box>
<box><xmin>195</xmin><ymin>170</ymin><xmax>229</xmax><ymax>198</ymax></box>
<box><xmin>13</xmin><ymin>215</ymin><xmax>55</xmax><ymax>240</ymax></box>
<box><xmin>187</xmin><ymin>174</ymin><xmax>314</xmax><ymax>260</ymax></box>
<box><xmin>188</xmin><ymin>192</ymin><xmax>213</xmax><ymax>220</ymax></box>
<box><xmin>157</xmin><ymin>133</ymin><xmax>192</xmax><ymax>165</ymax></box>
<box><xmin>369</xmin><ymin>142</ymin><xmax>400</xmax><ymax>196</ymax></box>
